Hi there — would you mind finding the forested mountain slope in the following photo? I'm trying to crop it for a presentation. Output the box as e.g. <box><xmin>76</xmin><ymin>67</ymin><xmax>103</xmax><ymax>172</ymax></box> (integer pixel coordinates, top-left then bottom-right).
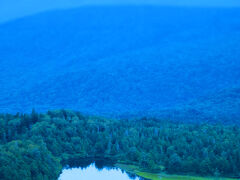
<box><xmin>0</xmin><ymin>6</ymin><xmax>240</xmax><ymax>122</ymax></box>
<box><xmin>155</xmin><ymin>87</ymin><xmax>240</xmax><ymax>124</ymax></box>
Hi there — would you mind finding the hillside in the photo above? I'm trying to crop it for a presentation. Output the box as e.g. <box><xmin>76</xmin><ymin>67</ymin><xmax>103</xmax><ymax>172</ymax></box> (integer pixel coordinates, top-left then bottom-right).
<box><xmin>155</xmin><ymin>87</ymin><xmax>240</xmax><ymax>124</ymax></box>
<box><xmin>0</xmin><ymin>6</ymin><xmax>240</xmax><ymax>122</ymax></box>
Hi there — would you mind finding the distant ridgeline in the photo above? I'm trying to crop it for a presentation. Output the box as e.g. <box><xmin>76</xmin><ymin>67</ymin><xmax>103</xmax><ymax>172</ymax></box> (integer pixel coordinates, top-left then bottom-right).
<box><xmin>0</xmin><ymin>110</ymin><xmax>240</xmax><ymax>179</ymax></box>
<box><xmin>0</xmin><ymin>6</ymin><xmax>240</xmax><ymax>123</ymax></box>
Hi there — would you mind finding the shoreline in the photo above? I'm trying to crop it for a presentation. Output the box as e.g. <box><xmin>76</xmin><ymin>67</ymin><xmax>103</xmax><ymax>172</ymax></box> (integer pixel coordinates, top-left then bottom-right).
<box><xmin>115</xmin><ymin>163</ymin><xmax>236</xmax><ymax>180</ymax></box>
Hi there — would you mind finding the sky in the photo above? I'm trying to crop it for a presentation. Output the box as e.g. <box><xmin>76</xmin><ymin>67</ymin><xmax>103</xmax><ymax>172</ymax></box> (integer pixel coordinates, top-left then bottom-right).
<box><xmin>1</xmin><ymin>0</ymin><xmax>240</xmax><ymax>23</ymax></box>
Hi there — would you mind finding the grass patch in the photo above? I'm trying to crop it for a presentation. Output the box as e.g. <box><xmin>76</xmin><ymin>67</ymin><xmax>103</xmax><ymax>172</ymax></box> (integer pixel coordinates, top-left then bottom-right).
<box><xmin>115</xmin><ymin>164</ymin><xmax>235</xmax><ymax>180</ymax></box>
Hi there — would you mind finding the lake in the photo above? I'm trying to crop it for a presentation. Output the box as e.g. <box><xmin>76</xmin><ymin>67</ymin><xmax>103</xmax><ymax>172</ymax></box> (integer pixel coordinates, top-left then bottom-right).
<box><xmin>58</xmin><ymin>163</ymin><xmax>141</xmax><ymax>180</ymax></box>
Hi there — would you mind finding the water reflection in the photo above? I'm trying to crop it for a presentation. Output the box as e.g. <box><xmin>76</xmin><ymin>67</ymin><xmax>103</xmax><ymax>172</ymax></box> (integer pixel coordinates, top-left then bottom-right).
<box><xmin>58</xmin><ymin>163</ymin><xmax>140</xmax><ymax>180</ymax></box>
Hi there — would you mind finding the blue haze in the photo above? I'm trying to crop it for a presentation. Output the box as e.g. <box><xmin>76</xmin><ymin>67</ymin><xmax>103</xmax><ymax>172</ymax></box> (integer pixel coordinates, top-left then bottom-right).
<box><xmin>1</xmin><ymin>0</ymin><xmax>240</xmax><ymax>23</ymax></box>
<box><xmin>0</xmin><ymin>5</ymin><xmax>240</xmax><ymax>123</ymax></box>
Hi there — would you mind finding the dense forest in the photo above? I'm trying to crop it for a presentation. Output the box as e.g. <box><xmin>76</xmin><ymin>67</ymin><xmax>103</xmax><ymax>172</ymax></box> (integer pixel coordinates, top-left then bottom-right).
<box><xmin>0</xmin><ymin>109</ymin><xmax>240</xmax><ymax>179</ymax></box>
<box><xmin>1</xmin><ymin>7</ymin><xmax>240</xmax><ymax>118</ymax></box>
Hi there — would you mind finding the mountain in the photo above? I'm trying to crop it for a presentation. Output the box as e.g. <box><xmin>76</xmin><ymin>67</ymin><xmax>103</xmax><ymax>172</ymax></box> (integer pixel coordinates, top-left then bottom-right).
<box><xmin>155</xmin><ymin>87</ymin><xmax>240</xmax><ymax>124</ymax></box>
<box><xmin>0</xmin><ymin>6</ymin><xmax>240</xmax><ymax>122</ymax></box>
<box><xmin>2</xmin><ymin>0</ymin><xmax>240</xmax><ymax>23</ymax></box>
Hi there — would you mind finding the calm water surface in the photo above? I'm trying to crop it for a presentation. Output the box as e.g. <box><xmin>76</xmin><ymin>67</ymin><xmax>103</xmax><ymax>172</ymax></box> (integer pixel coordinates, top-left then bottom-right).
<box><xmin>58</xmin><ymin>163</ymin><xmax>140</xmax><ymax>180</ymax></box>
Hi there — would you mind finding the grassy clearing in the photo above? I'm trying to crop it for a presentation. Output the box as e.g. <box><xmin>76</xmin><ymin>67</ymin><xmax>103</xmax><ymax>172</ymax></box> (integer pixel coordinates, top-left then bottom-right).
<box><xmin>115</xmin><ymin>164</ymin><xmax>235</xmax><ymax>180</ymax></box>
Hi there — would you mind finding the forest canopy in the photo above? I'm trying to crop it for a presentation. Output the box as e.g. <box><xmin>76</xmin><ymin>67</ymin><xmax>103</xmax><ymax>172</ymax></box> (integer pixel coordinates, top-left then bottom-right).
<box><xmin>0</xmin><ymin>109</ymin><xmax>240</xmax><ymax>179</ymax></box>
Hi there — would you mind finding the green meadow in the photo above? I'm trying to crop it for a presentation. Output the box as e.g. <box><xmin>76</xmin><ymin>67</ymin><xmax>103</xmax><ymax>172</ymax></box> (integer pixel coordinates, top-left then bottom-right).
<box><xmin>116</xmin><ymin>164</ymin><xmax>235</xmax><ymax>180</ymax></box>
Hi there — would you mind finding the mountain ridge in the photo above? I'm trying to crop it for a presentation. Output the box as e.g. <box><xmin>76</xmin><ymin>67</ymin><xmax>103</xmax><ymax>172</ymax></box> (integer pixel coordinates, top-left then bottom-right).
<box><xmin>0</xmin><ymin>6</ymin><xmax>239</xmax><ymax>123</ymax></box>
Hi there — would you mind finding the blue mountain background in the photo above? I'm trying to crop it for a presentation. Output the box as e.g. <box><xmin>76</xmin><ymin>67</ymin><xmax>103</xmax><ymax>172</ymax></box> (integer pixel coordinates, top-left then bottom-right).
<box><xmin>0</xmin><ymin>6</ymin><xmax>240</xmax><ymax>123</ymax></box>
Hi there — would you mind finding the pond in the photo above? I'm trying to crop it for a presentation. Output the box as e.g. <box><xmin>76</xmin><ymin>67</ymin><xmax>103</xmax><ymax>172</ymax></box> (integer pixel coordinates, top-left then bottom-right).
<box><xmin>58</xmin><ymin>163</ymin><xmax>140</xmax><ymax>180</ymax></box>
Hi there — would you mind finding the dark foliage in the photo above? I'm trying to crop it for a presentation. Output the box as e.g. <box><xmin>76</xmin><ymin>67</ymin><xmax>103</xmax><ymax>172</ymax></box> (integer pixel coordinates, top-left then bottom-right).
<box><xmin>0</xmin><ymin>110</ymin><xmax>240</xmax><ymax>179</ymax></box>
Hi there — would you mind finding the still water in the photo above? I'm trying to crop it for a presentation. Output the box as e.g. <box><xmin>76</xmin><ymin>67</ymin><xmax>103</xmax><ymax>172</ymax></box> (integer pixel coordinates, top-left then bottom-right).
<box><xmin>58</xmin><ymin>163</ymin><xmax>140</xmax><ymax>180</ymax></box>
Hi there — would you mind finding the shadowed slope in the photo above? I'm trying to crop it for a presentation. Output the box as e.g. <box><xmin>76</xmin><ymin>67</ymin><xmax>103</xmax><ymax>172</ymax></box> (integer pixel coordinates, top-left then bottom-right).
<box><xmin>0</xmin><ymin>6</ymin><xmax>240</xmax><ymax>122</ymax></box>
<box><xmin>156</xmin><ymin>87</ymin><xmax>240</xmax><ymax>124</ymax></box>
